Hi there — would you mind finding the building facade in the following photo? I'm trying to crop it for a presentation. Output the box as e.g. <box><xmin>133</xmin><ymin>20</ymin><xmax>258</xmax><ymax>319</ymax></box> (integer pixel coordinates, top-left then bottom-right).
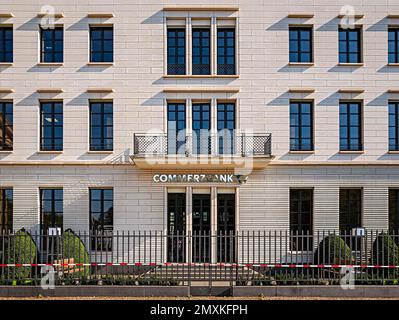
<box><xmin>1</xmin><ymin>0</ymin><xmax>399</xmax><ymax>263</ymax></box>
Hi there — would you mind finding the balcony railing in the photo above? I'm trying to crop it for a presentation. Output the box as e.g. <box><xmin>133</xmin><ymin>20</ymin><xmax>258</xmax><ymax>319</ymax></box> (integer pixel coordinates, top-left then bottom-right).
<box><xmin>133</xmin><ymin>132</ymin><xmax>272</xmax><ymax>157</ymax></box>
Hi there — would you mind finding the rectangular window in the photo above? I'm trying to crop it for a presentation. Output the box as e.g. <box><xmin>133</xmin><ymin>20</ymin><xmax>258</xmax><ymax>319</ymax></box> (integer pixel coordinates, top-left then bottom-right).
<box><xmin>389</xmin><ymin>189</ymin><xmax>399</xmax><ymax>231</ymax></box>
<box><xmin>289</xmin><ymin>26</ymin><xmax>313</xmax><ymax>63</ymax></box>
<box><xmin>40</xmin><ymin>101</ymin><xmax>63</xmax><ymax>151</ymax></box>
<box><xmin>90</xmin><ymin>188</ymin><xmax>113</xmax><ymax>250</ymax></box>
<box><xmin>40</xmin><ymin>26</ymin><xmax>63</xmax><ymax>63</ymax></box>
<box><xmin>389</xmin><ymin>102</ymin><xmax>399</xmax><ymax>151</ymax></box>
<box><xmin>290</xmin><ymin>101</ymin><xmax>313</xmax><ymax>151</ymax></box>
<box><xmin>290</xmin><ymin>189</ymin><xmax>313</xmax><ymax>251</ymax></box>
<box><xmin>90</xmin><ymin>101</ymin><xmax>113</xmax><ymax>151</ymax></box>
<box><xmin>40</xmin><ymin>188</ymin><xmax>63</xmax><ymax>231</ymax></box>
<box><xmin>90</xmin><ymin>26</ymin><xmax>113</xmax><ymax>63</ymax></box>
<box><xmin>217</xmin><ymin>28</ymin><xmax>235</xmax><ymax>75</ymax></box>
<box><xmin>167</xmin><ymin>103</ymin><xmax>186</xmax><ymax>154</ymax></box>
<box><xmin>192</xmin><ymin>103</ymin><xmax>211</xmax><ymax>154</ymax></box>
<box><xmin>192</xmin><ymin>28</ymin><xmax>211</xmax><ymax>75</ymax></box>
<box><xmin>339</xmin><ymin>188</ymin><xmax>362</xmax><ymax>232</ymax></box>
<box><xmin>167</xmin><ymin>28</ymin><xmax>185</xmax><ymax>75</ymax></box>
<box><xmin>340</xmin><ymin>102</ymin><xmax>362</xmax><ymax>151</ymax></box>
<box><xmin>339</xmin><ymin>27</ymin><xmax>362</xmax><ymax>63</ymax></box>
<box><xmin>217</xmin><ymin>102</ymin><xmax>235</xmax><ymax>154</ymax></box>
<box><xmin>0</xmin><ymin>27</ymin><xmax>12</xmax><ymax>63</ymax></box>
<box><xmin>0</xmin><ymin>189</ymin><xmax>12</xmax><ymax>232</ymax></box>
<box><xmin>389</xmin><ymin>27</ymin><xmax>399</xmax><ymax>64</ymax></box>
<box><xmin>0</xmin><ymin>102</ymin><xmax>12</xmax><ymax>151</ymax></box>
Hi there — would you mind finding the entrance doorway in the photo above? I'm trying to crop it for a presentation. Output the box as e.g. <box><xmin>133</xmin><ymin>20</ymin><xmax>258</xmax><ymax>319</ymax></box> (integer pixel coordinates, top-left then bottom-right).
<box><xmin>192</xmin><ymin>194</ymin><xmax>211</xmax><ymax>262</ymax></box>
<box><xmin>167</xmin><ymin>193</ymin><xmax>186</xmax><ymax>262</ymax></box>
<box><xmin>217</xmin><ymin>194</ymin><xmax>236</xmax><ymax>262</ymax></box>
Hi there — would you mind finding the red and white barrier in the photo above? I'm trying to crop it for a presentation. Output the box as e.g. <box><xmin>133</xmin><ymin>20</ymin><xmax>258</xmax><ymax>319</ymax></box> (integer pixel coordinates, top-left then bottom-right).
<box><xmin>1</xmin><ymin>262</ymin><xmax>399</xmax><ymax>268</ymax></box>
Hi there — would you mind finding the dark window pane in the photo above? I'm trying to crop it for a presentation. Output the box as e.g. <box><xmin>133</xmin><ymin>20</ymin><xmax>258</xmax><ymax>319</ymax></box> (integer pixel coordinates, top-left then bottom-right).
<box><xmin>40</xmin><ymin>27</ymin><xmax>63</xmax><ymax>63</ymax></box>
<box><xmin>90</xmin><ymin>102</ymin><xmax>113</xmax><ymax>151</ymax></box>
<box><xmin>289</xmin><ymin>27</ymin><xmax>313</xmax><ymax>63</ymax></box>
<box><xmin>217</xmin><ymin>28</ymin><xmax>236</xmax><ymax>75</ymax></box>
<box><xmin>192</xmin><ymin>28</ymin><xmax>211</xmax><ymax>75</ymax></box>
<box><xmin>290</xmin><ymin>101</ymin><xmax>313</xmax><ymax>151</ymax></box>
<box><xmin>40</xmin><ymin>102</ymin><xmax>63</xmax><ymax>151</ymax></box>
<box><xmin>339</xmin><ymin>28</ymin><xmax>361</xmax><ymax>63</ymax></box>
<box><xmin>40</xmin><ymin>188</ymin><xmax>63</xmax><ymax>231</ymax></box>
<box><xmin>167</xmin><ymin>28</ymin><xmax>186</xmax><ymax>75</ymax></box>
<box><xmin>339</xmin><ymin>102</ymin><xmax>362</xmax><ymax>151</ymax></box>
<box><xmin>290</xmin><ymin>189</ymin><xmax>313</xmax><ymax>251</ymax></box>
<box><xmin>90</xmin><ymin>27</ymin><xmax>113</xmax><ymax>62</ymax></box>
<box><xmin>90</xmin><ymin>189</ymin><xmax>113</xmax><ymax>250</ymax></box>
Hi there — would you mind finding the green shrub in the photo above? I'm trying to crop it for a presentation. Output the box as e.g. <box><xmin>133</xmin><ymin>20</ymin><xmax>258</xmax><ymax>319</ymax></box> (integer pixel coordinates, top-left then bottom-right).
<box><xmin>5</xmin><ymin>229</ymin><xmax>37</xmax><ymax>281</ymax></box>
<box><xmin>314</xmin><ymin>234</ymin><xmax>354</xmax><ymax>265</ymax></box>
<box><xmin>372</xmin><ymin>233</ymin><xmax>399</xmax><ymax>266</ymax></box>
<box><xmin>62</xmin><ymin>229</ymin><xmax>90</xmax><ymax>277</ymax></box>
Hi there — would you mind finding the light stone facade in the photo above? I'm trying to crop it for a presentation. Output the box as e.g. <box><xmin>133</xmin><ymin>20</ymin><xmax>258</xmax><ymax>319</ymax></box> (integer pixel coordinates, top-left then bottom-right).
<box><xmin>1</xmin><ymin>0</ymin><xmax>399</xmax><ymax>242</ymax></box>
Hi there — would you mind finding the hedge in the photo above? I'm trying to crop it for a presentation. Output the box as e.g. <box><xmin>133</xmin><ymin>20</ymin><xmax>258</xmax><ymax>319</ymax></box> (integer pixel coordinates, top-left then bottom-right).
<box><xmin>314</xmin><ymin>234</ymin><xmax>354</xmax><ymax>265</ymax></box>
<box><xmin>62</xmin><ymin>229</ymin><xmax>90</xmax><ymax>277</ymax></box>
<box><xmin>5</xmin><ymin>229</ymin><xmax>37</xmax><ymax>281</ymax></box>
<box><xmin>372</xmin><ymin>233</ymin><xmax>399</xmax><ymax>266</ymax></box>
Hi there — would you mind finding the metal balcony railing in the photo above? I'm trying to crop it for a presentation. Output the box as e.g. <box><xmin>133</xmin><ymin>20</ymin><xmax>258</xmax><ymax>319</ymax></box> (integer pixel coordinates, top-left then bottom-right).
<box><xmin>133</xmin><ymin>132</ymin><xmax>272</xmax><ymax>157</ymax></box>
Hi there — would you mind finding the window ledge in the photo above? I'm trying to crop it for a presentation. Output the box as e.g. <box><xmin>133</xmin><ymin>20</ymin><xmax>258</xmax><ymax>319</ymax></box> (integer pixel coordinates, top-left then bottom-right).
<box><xmin>337</xmin><ymin>63</ymin><xmax>364</xmax><ymax>67</ymax></box>
<box><xmin>289</xmin><ymin>150</ymin><xmax>315</xmax><ymax>154</ymax></box>
<box><xmin>163</xmin><ymin>74</ymin><xmax>239</xmax><ymax>79</ymax></box>
<box><xmin>387</xmin><ymin>63</ymin><xmax>399</xmax><ymax>67</ymax></box>
<box><xmin>288</xmin><ymin>62</ymin><xmax>314</xmax><ymax>66</ymax></box>
<box><xmin>0</xmin><ymin>62</ymin><xmax>13</xmax><ymax>66</ymax></box>
<box><xmin>87</xmin><ymin>62</ymin><xmax>114</xmax><ymax>66</ymax></box>
<box><xmin>87</xmin><ymin>150</ymin><xmax>114</xmax><ymax>154</ymax></box>
<box><xmin>388</xmin><ymin>151</ymin><xmax>399</xmax><ymax>154</ymax></box>
<box><xmin>0</xmin><ymin>150</ymin><xmax>13</xmax><ymax>153</ymax></box>
<box><xmin>339</xmin><ymin>151</ymin><xmax>364</xmax><ymax>154</ymax></box>
<box><xmin>37</xmin><ymin>150</ymin><xmax>63</xmax><ymax>154</ymax></box>
<box><xmin>37</xmin><ymin>62</ymin><xmax>64</xmax><ymax>67</ymax></box>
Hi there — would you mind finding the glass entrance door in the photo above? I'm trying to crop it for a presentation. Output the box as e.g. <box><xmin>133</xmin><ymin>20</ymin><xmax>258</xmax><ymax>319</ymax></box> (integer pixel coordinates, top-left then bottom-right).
<box><xmin>192</xmin><ymin>194</ymin><xmax>211</xmax><ymax>262</ymax></box>
<box><xmin>167</xmin><ymin>193</ymin><xmax>186</xmax><ymax>262</ymax></box>
<box><xmin>217</xmin><ymin>194</ymin><xmax>236</xmax><ymax>262</ymax></box>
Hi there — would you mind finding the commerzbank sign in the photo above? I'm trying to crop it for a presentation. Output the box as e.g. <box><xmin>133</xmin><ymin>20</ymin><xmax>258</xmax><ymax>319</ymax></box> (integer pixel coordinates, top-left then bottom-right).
<box><xmin>153</xmin><ymin>174</ymin><xmax>248</xmax><ymax>184</ymax></box>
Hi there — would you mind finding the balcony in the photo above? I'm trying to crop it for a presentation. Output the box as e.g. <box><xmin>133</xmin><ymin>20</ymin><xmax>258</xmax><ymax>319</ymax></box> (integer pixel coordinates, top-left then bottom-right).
<box><xmin>131</xmin><ymin>132</ymin><xmax>273</xmax><ymax>169</ymax></box>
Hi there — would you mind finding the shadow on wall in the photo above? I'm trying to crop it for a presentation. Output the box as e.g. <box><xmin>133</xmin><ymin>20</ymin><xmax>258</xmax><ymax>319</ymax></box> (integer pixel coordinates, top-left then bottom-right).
<box><xmin>141</xmin><ymin>10</ymin><xmax>163</xmax><ymax>25</ymax></box>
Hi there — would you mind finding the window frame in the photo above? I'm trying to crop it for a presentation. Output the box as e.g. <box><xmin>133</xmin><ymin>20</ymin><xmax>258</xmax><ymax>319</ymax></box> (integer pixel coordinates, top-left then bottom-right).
<box><xmin>89</xmin><ymin>101</ymin><xmax>113</xmax><ymax>151</ymax></box>
<box><xmin>192</xmin><ymin>27</ymin><xmax>211</xmax><ymax>75</ymax></box>
<box><xmin>167</xmin><ymin>102</ymin><xmax>186</xmax><ymax>154</ymax></box>
<box><xmin>389</xmin><ymin>189</ymin><xmax>399</xmax><ymax>231</ymax></box>
<box><xmin>40</xmin><ymin>101</ymin><xmax>63</xmax><ymax>151</ymax></box>
<box><xmin>338</xmin><ymin>26</ymin><xmax>362</xmax><ymax>64</ymax></box>
<box><xmin>0</xmin><ymin>101</ymin><xmax>13</xmax><ymax>151</ymax></box>
<box><xmin>0</xmin><ymin>188</ymin><xmax>12</xmax><ymax>232</ymax></box>
<box><xmin>167</xmin><ymin>28</ymin><xmax>186</xmax><ymax>75</ymax></box>
<box><xmin>40</xmin><ymin>26</ymin><xmax>63</xmax><ymax>63</ymax></box>
<box><xmin>289</xmin><ymin>100</ymin><xmax>314</xmax><ymax>151</ymax></box>
<box><xmin>39</xmin><ymin>188</ymin><xmax>63</xmax><ymax>231</ymax></box>
<box><xmin>339</xmin><ymin>101</ymin><xmax>363</xmax><ymax>151</ymax></box>
<box><xmin>289</xmin><ymin>25</ymin><xmax>313</xmax><ymax>63</ymax></box>
<box><xmin>0</xmin><ymin>26</ymin><xmax>12</xmax><ymax>63</ymax></box>
<box><xmin>388</xmin><ymin>27</ymin><xmax>399</xmax><ymax>64</ymax></box>
<box><xmin>289</xmin><ymin>188</ymin><xmax>313</xmax><ymax>251</ymax></box>
<box><xmin>339</xmin><ymin>188</ymin><xmax>362</xmax><ymax>232</ymax></box>
<box><xmin>192</xmin><ymin>103</ymin><xmax>211</xmax><ymax>154</ymax></box>
<box><xmin>217</xmin><ymin>102</ymin><xmax>236</xmax><ymax>154</ymax></box>
<box><xmin>217</xmin><ymin>27</ymin><xmax>236</xmax><ymax>75</ymax></box>
<box><xmin>89</xmin><ymin>26</ymin><xmax>114</xmax><ymax>63</ymax></box>
<box><xmin>389</xmin><ymin>101</ymin><xmax>399</xmax><ymax>151</ymax></box>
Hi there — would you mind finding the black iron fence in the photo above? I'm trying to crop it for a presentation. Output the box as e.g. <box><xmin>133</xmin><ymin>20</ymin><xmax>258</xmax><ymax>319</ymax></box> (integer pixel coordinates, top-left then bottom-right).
<box><xmin>0</xmin><ymin>230</ymin><xmax>399</xmax><ymax>286</ymax></box>
<box><xmin>133</xmin><ymin>132</ymin><xmax>272</xmax><ymax>157</ymax></box>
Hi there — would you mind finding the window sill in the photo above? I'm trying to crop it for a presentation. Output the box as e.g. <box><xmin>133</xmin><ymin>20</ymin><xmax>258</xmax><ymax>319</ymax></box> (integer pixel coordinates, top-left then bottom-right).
<box><xmin>0</xmin><ymin>62</ymin><xmax>13</xmax><ymax>67</ymax></box>
<box><xmin>87</xmin><ymin>150</ymin><xmax>114</xmax><ymax>154</ymax></box>
<box><xmin>387</xmin><ymin>63</ymin><xmax>399</xmax><ymax>67</ymax></box>
<box><xmin>289</xmin><ymin>150</ymin><xmax>315</xmax><ymax>154</ymax></box>
<box><xmin>87</xmin><ymin>62</ymin><xmax>114</xmax><ymax>66</ymax></box>
<box><xmin>0</xmin><ymin>150</ymin><xmax>13</xmax><ymax>153</ymax></box>
<box><xmin>37</xmin><ymin>150</ymin><xmax>63</xmax><ymax>154</ymax></box>
<box><xmin>388</xmin><ymin>150</ymin><xmax>399</xmax><ymax>154</ymax></box>
<box><xmin>36</xmin><ymin>63</ymin><xmax>64</xmax><ymax>67</ymax></box>
<box><xmin>163</xmin><ymin>74</ymin><xmax>239</xmax><ymax>78</ymax></box>
<box><xmin>288</xmin><ymin>62</ymin><xmax>314</xmax><ymax>66</ymax></box>
<box><xmin>339</xmin><ymin>150</ymin><xmax>364</xmax><ymax>154</ymax></box>
<box><xmin>337</xmin><ymin>63</ymin><xmax>364</xmax><ymax>67</ymax></box>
